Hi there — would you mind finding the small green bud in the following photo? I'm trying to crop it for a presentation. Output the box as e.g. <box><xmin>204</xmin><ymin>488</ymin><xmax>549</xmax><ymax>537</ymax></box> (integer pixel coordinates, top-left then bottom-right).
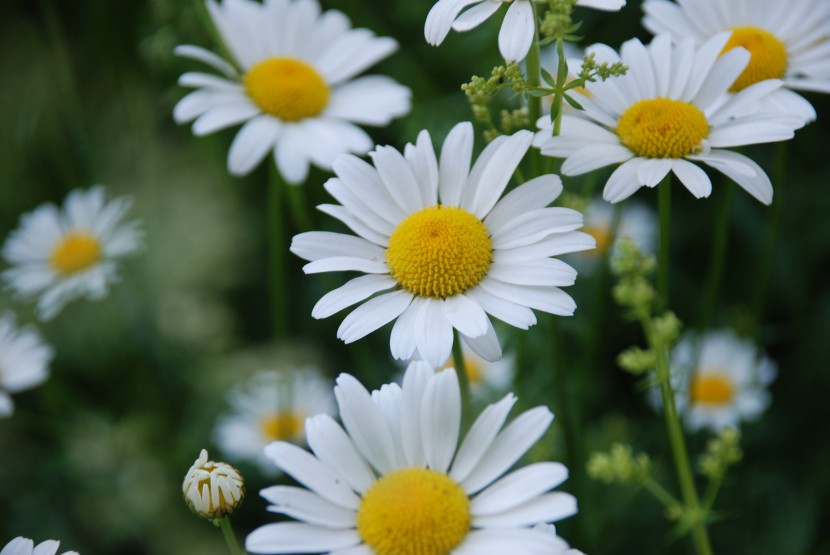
<box><xmin>699</xmin><ymin>427</ymin><xmax>743</xmax><ymax>480</ymax></box>
<box><xmin>587</xmin><ymin>443</ymin><xmax>651</xmax><ymax>485</ymax></box>
<box><xmin>652</xmin><ymin>311</ymin><xmax>682</xmax><ymax>347</ymax></box>
<box><xmin>617</xmin><ymin>346</ymin><xmax>656</xmax><ymax>375</ymax></box>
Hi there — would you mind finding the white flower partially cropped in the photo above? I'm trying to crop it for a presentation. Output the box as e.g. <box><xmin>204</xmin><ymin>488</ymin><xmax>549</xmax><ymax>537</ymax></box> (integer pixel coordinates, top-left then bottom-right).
<box><xmin>425</xmin><ymin>0</ymin><xmax>625</xmax><ymax>62</ymax></box>
<box><xmin>291</xmin><ymin>122</ymin><xmax>594</xmax><ymax>368</ymax></box>
<box><xmin>174</xmin><ymin>0</ymin><xmax>411</xmax><ymax>183</ymax></box>
<box><xmin>534</xmin><ymin>33</ymin><xmax>804</xmax><ymax>204</ymax></box>
<box><xmin>2</xmin><ymin>187</ymin><xmax>143</xmax><ymax>320</ymax></box>
<box><xmin>0</xmin><ymin>537</ymin><xmax>78</xmax><ymax>555</ymax></box>
<box><xmin>0</xmin><ymin>312</ymin><xmax>53</xmax><ymax>417</ymax></box>
<box><xmin>246</xmin><ymin>362</ymin><xmax>578</xmax><ymax>555</ymax></box>
<box><xmin>580</xmin><ymin>199</ymin><xmax>657</xmax><ymax>262</ymax></box>
<box><xmin>643</xmin><ymin>0</ymin><xmax>830</xmax><ymax>123</ymax></box>
<box><xmin>670</xmin><ymin>330</ymin><xmax>777</xmax><ymax>433</ymax></box>
<box><xmin>182</xmin><ymin>449</ymin><xmax>245</xmax><ymax>518</ymax></box>
<box><xmin>214</xmin><ymin>367</ymin><xmax>335</xmax><ymax>474</ymax></box>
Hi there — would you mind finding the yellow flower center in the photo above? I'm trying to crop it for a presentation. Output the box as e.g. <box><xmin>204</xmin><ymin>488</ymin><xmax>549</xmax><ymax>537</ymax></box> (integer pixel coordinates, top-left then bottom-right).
<box><xmin>49</xmin><ymin>232</ymin><xmax>102</xmax><ymax>275</ymax></box>
<box><xmin>357</xmin><ymin>468</ymin><xmax>471</xmax><ymax>555</ymax></box>
<box><xmin>244</xmin><ymin>57</ymin><xmax>330</xmax><ymax>121</ymax></box>
<box><xmin>690</xmin><ymin>371</ymin><xmax>734</xmax><ymax>406</ymax></box>
<box><xmin>260</xmin><ymin>411</ymin><xmax>303</xmax><ymax>441</ymax></box>
<box><xmin>440</xmin><ymin>358</ymin><xmax>483</xmax><ymax>385</ymax></box>
<box><xmin>583</xmin><ymin>225</ymin><xmax>612</xmax><ymax>256</ymax></box>
<box><xmin>721</xmin><ymin>26</ymin><xmax>788</xmax><ymax>92</ymax></box>
<box><xmin>386</xmin><ymin>206</ymin><xmax>493</xmax><ymax>298</ymax></box>
<box><xmin>617</xmin><ymin>98</ymin><xmax>709</xmax><ymax>159</ymax></box>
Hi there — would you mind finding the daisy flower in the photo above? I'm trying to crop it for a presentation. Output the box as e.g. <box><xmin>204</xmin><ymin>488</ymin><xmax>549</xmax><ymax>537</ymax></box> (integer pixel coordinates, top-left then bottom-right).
<box><xmin>0</xmin><ymin>537</ymin><xmax>78</xmax><ymax>555</ymax></box>
<box><xmin>214</xmin><ymin>367</ymin><xmax>335</xmax><ymax>474</ymax></box>
<box><xmin>290</xmin><ymin>122</ymin><xmax>594</xmax><ymax>368</ymax></box>
<box><xmin>425</xmin><ymin>0</ymin><xmax>626</xmax><ymax>62</ymax></box>
<box><xmin>246</xmin><ymin>362</ymin><xmax>578</xmax><ymax>555</ymax></box>
<box><xmin>580</xmin><ymin>199</ymin><xmax>656</xmax><ymax>261</ymax></box>
<box><xmin>182</xmin><ymin>448</ymin><xmax>246</xmax><ymax>518</ymax></box>
<box><xmin>670</xmin><ymin>330</ymin><xmax>777</xmax><ymax>433</ymax></box>
<box><xmin>2</xmin><ymin>186</ymin><xmax>143</xmax><ymax>320</ymax></box>
<box><xmin>0</xmin><ymin>312</ymin><xmax>53</xmax><ymax>417</ymax></box>
<box><xmin>174</xmin><ymin>0</ymin><xmax>411</xmax><ymax>183</ymax></box>
<box><xmin>643</xmin><ymin>0</ymin><xmax>830</xmax><ymax>123</ymax></box>
<box><xmin>535</xmin><ymin>33</ymin><xmax>804</xmax><ymax>204</ymax></box>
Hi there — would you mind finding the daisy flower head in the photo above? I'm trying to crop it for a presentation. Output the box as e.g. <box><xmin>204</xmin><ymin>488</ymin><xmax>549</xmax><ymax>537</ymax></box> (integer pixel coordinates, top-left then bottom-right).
<box><xmin>643</xmin><ymin>0</ymin><xmax>830</xmax><ymax>123</ymax></box>
<box><xmin>173</xmin><ymin>0</ymin><xmax>411</xmax><ymax>184</ymax></box>
<box><xmin>290</xmin><ymin>122</ymin><xmax>595</xmax><ymax>368</ymax></box>
<box><xmin>535</xmin><ymin>33</ymin><xmax>805</xmax><ymax>205</ymax></box>
<box><xmin>2</xmin><ymin>186</ymin><xmax>143</xmax><ymax>321</ymax></box>
<box><xmin>425</xmin><ymin>0</ymin><xmax>626</xmax><ymax>62</ymax></box>
<box><xmin>183</xmin><ymin>448</ymin><xmax>246</xmax><ymax>519</ymax></box>
<box><xmin>0</xmin><ymin>312</ymin><xmax>53</xmax><ymax>417</ymax></box>
<box><xmin>246</xmin><ymin>362</ymin><xmax>579</xmax><ymax>555</ymax></box>
<box><xmin>0</xmin><ymin>538</ymin><xmax>78</xmax><ymax>555</ymax></box>
<box><xmin>214</xmin><ymin>366</ymin><xmax>335</xmax><ymax>474</ymax></box>
<box><xmin>581</xmin><ymin>199</ymin><xmax>656</xmax><ymax>262</ymax></box>
<box><xmin>661</xmin><ymin>330</ymin><xmax>777</xmax><ymax>433</ymax></box>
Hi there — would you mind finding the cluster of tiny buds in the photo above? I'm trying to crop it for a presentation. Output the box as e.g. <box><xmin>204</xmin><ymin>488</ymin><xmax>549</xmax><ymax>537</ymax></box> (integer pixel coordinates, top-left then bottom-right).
<box><xmin>182</xmin><ymin>449</ymin><xmax>245</xmax><ymax>520</ymax></box>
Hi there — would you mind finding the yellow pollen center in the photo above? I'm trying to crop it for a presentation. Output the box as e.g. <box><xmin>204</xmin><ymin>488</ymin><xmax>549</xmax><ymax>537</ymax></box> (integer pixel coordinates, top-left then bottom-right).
<box><xmin>49</xmin><ymin>232</ymin><xmax>102</xmax><ymax>275</ymax></box>
<box><xmin>617</xmin><ymin>98</ymin><xmax>709</xmax><ymax>159</ymax></box>
<box><xmin>583</xmin><ymin>225</ymin><xmax>612</xmax><ymax>256</ymax></box>
<box><xmin>386</xmin><ymin>206</ymin><xmax>492</xmax><ymax>298</ymax></box>
<box><xmin>260</xmin><ymin>411</ymin><xmax>303</xmax><ymax>441</ymax></box>
<box><xmin>357</xmin><ymin>468</ymin><xmax>471</xmax><ymax>555</ymax></box>
<box><xmin>721</xmin><ymin>26</ymin><xmax>788</xmax><ymax>92</ymax></box>
<box><xmin>244</xmin><ymin>57</ymin><xmax>329</xmax><ymax>121</ymax></box>
<box><xmin>690</xmin><ymin>371</ymin><xmax>734</xmax><ymax>406</ymax></box>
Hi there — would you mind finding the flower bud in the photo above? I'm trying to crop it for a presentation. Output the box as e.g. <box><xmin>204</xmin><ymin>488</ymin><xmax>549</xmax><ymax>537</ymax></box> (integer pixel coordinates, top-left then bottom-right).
<box><xmin>182</xmin><ymin>449</ymin><xmax>244</xmax><ymax>519</ymax></box>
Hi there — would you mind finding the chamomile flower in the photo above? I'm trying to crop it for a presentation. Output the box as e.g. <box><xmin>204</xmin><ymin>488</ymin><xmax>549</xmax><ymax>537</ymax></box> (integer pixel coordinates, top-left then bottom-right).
<box><xmin>439</xmin><ymin>344</ymin><xmax>515</xmax><ymax>399</ymax></box>
<box><xmin>174</xmin><ymin>0</ymin><xmax>411</xmax><ymax>183</ymax></box>
<box><xmin>0</xmin><ymin>312</ymin><xmax>53</xmax><ymax>417</ymax></box>
<box><xmin>2</xmin><ymin>187</ymin><xmax>142</xmax><ymax>320</ymax></box>
<box><xmin>214</xmin><ymin>367</ymin><xmax>335</xmax><ymax>474</ymax></box>
<box><xmin>246</xmin><ymin>362</ymin><xmax>578</xmax><ymax>555</ymax></box>
<box><xmin>425</xmin><ymin>0</ymin><xmax>625</xmax><ymax>62</ymax></box>
<box><xmin>670</xmin><ymin>330</ymin><xmax>777</xmax><ymax>433</ymax></box>
<box><xmin>643</xmin><ymin>0</ymin><xmax>830</xmax><ymax>123</ymax></box>
<box><xmin>0</xmin><ymin>538</ymin><xmax>78</xmax><ymax>555</ymax></box>
<box><xmin>581</xmin><ymin>200</ymin><xmax>656</xmax><ymax>261</ymax></box>
<box><xmin>183</xmin><ymin>449</ymin><xmax>245</xmax><ymax>519</ymax></box>
<box><xmin>535</xmin><ymin>33</ymin><xmax>804</xmax><ymax>204</ymax></box>
<box><xmin>291</xmin><ymin>122</ymin><xmax>594</xmax><ymax>368</ymax></box>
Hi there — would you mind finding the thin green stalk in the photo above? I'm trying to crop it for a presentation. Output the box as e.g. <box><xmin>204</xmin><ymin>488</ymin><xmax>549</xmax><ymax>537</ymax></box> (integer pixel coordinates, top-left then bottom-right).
<box><xmin>452</xmin><ymin>332</ymin><xmax>472</xmax><ymax>423</ymax></box>
<box><xmin>552</xmin><ymin>39</ymin><xmax>569</xmax><ymax>138</ymax></box>
<box><xmin>268</xmin><ymin>166</ymin><xmax>289</xmax><ymax>339</ymax></box>
<box><xmin>698</xmin><ymin>182</ymin><xmax>735</xmax><ymax>330</ymax></box>
<box><xmin>218</xmin><ymin>516</ymin><xmax>244</xmax><ymax>555</ymax></box>
<box><xmin>285</xmin><ymin>183</ymin><xmax>314</xmax><ymax>233</ymax></box>
<box><xmin>526</xmin><ymin>2</ymin><xmax>543</xmax><ymax>176</ymax></box>
<box><xmin>642</xmin><ymin>476</ymin><xmax>682</xmax><ymax>510</ymax></box>
<box><xmin>657</xmin><ymin>175</ymin><xmax>672</xmax><ymax>313</ymax></box>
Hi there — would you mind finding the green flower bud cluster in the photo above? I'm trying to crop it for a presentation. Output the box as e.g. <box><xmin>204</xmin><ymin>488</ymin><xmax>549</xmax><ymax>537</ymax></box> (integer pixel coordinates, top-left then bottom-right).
<box><xmin>698</xmin><ymin>428</ymin><xmax>743</xmax><ymax>480</ymax></box>
<box><xmin>578</xmin><ymin>52</ymin><xmax>629</xmax><ymax>84</ymax></box>
<box><xmin>539</xmin><ymin>0</ymin><xmax>578</xmax><ymax>42</ymax></box>
<box><xmin>588</xmin><ymin>443</ymin><xmax>652</xmax><ymax>485</ymax></box>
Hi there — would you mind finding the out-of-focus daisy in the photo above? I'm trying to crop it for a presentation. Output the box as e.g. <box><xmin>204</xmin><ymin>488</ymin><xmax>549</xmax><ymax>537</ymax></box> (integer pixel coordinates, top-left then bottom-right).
<box><xmin>439</xmin><ymin>344</ymin><xmax>515</xmax><ymax>399</ymax></box>
<box><xmin>535</xmin><ymin>33</ymin><xmax>804</xmax><ymax>205</ymax></box>
<box><xmin>0</xmin><ymin>537</ymin><xmax>78</xmax><ymax>555</ymax></box>
<box><xmin>0</xmin><ymin>312</ymin><xmax>53</xmax><ymax>417</ymax></box>
<box><xmin>580</xmin><ymin>200</ymin><xmax>656</xmax><ymax>262</ymax></box>
<box><xmin>182</xmin><ymin>448</ymin><xmax>245</xmax><ymax>519</ymax></box>
<box><xmin>291</xmin><ymin>122</ymin><xmax>594</xmax><ymax>368</ymax></box>
<box><xmin>2</xmin><ymin>186</ymin><xmax>142</xmax><ymax>320</ymax></box>
<box><xmin>664</xmin><ymin>330</ymin><xmax>777</xmax><ymax>433</ymax></box>
<box><xmin>425</xmin><ymin>0</ymin><xmax>625</xmax><ymax>62</ymax></box>
<box><xmin>214</xmin><ymin>367</ymin><xmax>335</xmax><ymax>474</ymax></box>
<box><xmin>174</xmin><ymin>0</ymin><xmax>411</xmax><ymax>183</ymax></box>
<box><xmin>246</xmin><ymin>362</ymin><xmax>578</xmax><ymax>555</ymax></box>
<box><xmin>643</xmin><ymin>0</ymin><xmax>830</xmax><ymax>123</ymax></box>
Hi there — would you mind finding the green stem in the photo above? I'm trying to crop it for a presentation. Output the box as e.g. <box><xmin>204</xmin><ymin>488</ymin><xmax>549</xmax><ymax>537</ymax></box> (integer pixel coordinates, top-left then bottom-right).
<box><xmin>657</xmin><ymin>175</ymin><xmax>672</xmax><ymax>313</ymax></box>
<box><xmin>526</xmin><ymin>2</ymin><xmax>543</xmax><ymax>176</ymax></box>
<box><xmin>284</xmin><ymin>183</ymin><xmax>314</xmax><ymax>233</ymax></box>
<box><xmin>218</xmin><ymin>516</ymin><xmax>244</xmax><ymax>555</ymax></box>
<box><xmin>552</xmin><ymin>39</ymin><xmax>569</xmax><ymax>138</ymax></box>
<box><xmin>642</xmin><ymin>476</ymin><xmax>682</xmax><ymax>510</ymax></box>
<box><xmin>452</xmin><ymin>332</ymin><xmax>472</xmax><ymax>424</ymax></box>
<box><xmin>268</xmin><ymin>166</ymin><xmax>289</xmax><ymax>339</ymax></box>
<box><xmin>698</xmin><ymin>182</ymin><xmax>735</xmax><ymax>330</ymax></box>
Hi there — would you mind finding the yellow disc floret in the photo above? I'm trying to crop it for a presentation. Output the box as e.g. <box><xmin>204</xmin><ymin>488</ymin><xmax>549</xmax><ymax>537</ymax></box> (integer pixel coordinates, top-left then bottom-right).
<box><xmin>617</xmin><ymin>98</ymin><xmax>709</xmax><ymax>159</ymax></box>
<box><xmin>260</xmin><ymin>411</ymin><xmax>303</xmax><ymax>441</ymax></box>
<box><xmin>721</xmin><ymin>26</ymin><xmax>788</xmax><ymax>92</ymax></box>
<box><xmin>386</xmin><ymin>206</ymin><xmax>492</xmax><ymax>298</ymax></box>
<box><xmin>690</xmin><ymin>371</ymin><xmax>734</xmax><ymax>406</ymax></box>
<box><xmin>357</xmin><ymin>468</ymin><xmax>471</xmax><ymax>555</ymax></box>
<box><xmin>244</xmin><ymin>57</ymin><xmax>330</xmax><ymax>121</ymax></box>
<box><xmin>49</xmin><ymin>232</ymin><xmax>102</xmax><ymax>275</ymax></box>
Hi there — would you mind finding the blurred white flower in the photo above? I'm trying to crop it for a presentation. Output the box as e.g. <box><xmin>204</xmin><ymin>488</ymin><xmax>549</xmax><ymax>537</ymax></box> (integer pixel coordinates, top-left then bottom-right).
<box><xmin>0</xmin><ymin>537</ymin><xmax>78</xmax><ymax>555</ymax></box>
<box><xmin>2</xmin><ymin>186</ymin><xmax>142</xmax><ymax>320</ymax></box>
<box><xmin>182</xmin><ymin>448</ymin><xmax>245</xmax><ymax>519</ymax></box>
<box><xmin>579</xmin><ymin>200</ymin><xmax>657</xmax><ymax>264</ymax></box>
<box><xmin>439</xmin><ymin>344</ymin><xmax>515</xmax><ymax>399</ymax></box>
<box><xmin>214</xmin><ymin>367</ymin><xmax>335</xmax><ymax>474</ymax></box>
<box><xmin>0</xmin><ymin>312</ymin><xmax>53</xmax><ymax>417</ymax></box>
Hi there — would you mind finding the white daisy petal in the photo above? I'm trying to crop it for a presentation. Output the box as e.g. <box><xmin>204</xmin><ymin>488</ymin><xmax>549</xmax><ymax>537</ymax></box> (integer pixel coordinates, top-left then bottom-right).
<box><xmin>452</xmin><ymin>0</ymin><xmax>502</xmax><ymax>32</ymax></box>
<box><xmin>459</xmin><ymin>318</ymin><xmax>502</xmax><ymax>362</ymax></box>
<box><xmin>472</xmin><ymin>462</ymin><xmax>569</xmax><ymax>515</ymax></box>
<box><xmin>306</xmin><ymin>414</ymin><xmax>377</xmax><ymax>494</ymax></box>
<box><xmin>499</xmin><ymin>1</ymin><xmax>535</xmax><ymax>62</ymax></box>
<box><xmin>245</xmin><ymin>522</ymin><xmax>360</xmax><ymax>554</ymax></box>
<box><xmin>443</xmin><ymin>293</ymin><xmax>489</xmax><ymax>338</ymax></box>
<box><xmin>312</xmin><ymin>274</ymin><xmax>397</xmax><ymax>319</ymax></box>
<box><xmin>473</xmin><ymin>492</ymin><xmax>578</xmax><ymax>527</ymax></box>
<box><xmin>337</xmin><ymin>290</ymin><xmax>414</xmax><ymax>344</ymax></box>
<box><xmin>465</xmin><ymin>286</ymin><xmax>538</xmax><ymax>330</ymax></box>
<box><xmin>174</xmin><ymin>44</ymin><xmax>239</xmax><ymax>78</ymax></box>
<box><xmin>421</xmin><ymin>369</ymin><xmax>462</xmax><ymax>472</ymax></box>
<box><xmin>439</xmin><ymin>121</ymin><xmax>475</xmax><ymax>206</ymax></box>
<box><xmin>414</xmin><ymin>298</ymin><xmax>454</xmax><ymax>368</ymax></box>
<box><xmin>227</xmin><ymin>115</ymin><xmax>281</xmax><ymax>176</ymax></box>
<box><xmin>450</xmin><ymin>393</ymin><xmax>517</xmax><ymax>483</ymax></box>
<box><xmin>260</xmin><ymin>485</ymin><xmax>356</xmax><ymax>528</ymax></box>
<box><xmin>483</xmin><ymin>174</ymin><xmax>563</xmax><ymax>232</ymax></box>
<box><xmin>455</xmin><ymin>528</ymin><xmax>569</xmax><ymax>555</ymax></box>
<box><xmin>672</xmin><ymin>159</ymin><xmax>712</xmax><ymax>198</ymax></box>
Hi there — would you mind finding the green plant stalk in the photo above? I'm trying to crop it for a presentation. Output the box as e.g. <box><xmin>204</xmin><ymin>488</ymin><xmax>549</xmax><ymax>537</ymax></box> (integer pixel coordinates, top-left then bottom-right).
<box><xmin>552</xmin><ymin>39</ymin><xmax>569</xmax><ymax>138</ymax></box>
<box><xmin>218</xmin><ymin>516</ymin><xmax>245</xmax><ymax>555</ymax></box>
<box><xmin>643</xmin><ymin>476</ymin><xmax>682</xmax><ymax>510</ymax></box>
<box><xmin>698</xmin><ymin>182</ymin><xmax>735</xmax><ymax>331</ymax></box>
<box><xmin>452</xmin><ymin>332</ymin><xmax>472</xmax><ymax>423</ymax></box>
<box><xmin>285</xmin><ymin>182</ymin><xmax>314</xmax><ymax>233</ymax></box>
<box><xmin>658</xmin><ymin>175</ymin><xmax>672</xmax><ymax>313</ymax></box>
<box><xmin>268</xmin><ymin>167</ymin><xmax>289</xmax><ymax>339</ymax></box>
<box><xmin>526</xmin><ymin>2</ymin><xmax>543</xmax><ymax>176</ymax></box>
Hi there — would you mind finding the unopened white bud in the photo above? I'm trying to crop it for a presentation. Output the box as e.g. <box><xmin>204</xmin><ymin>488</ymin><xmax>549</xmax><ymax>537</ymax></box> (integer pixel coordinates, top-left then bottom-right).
<box><xmin>182</xmin><ymin>449</ymin><xmax>244</xmax><ymax>519</ymax></box>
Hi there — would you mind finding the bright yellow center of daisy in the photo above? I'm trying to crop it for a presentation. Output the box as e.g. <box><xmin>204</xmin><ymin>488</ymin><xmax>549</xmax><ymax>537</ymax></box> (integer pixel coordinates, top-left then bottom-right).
<box><xmin>617</xmin><ymin>98</ymin><xmax>709</xmax><ymax>159</ymax></box>
<box><xmin>721</xmin><ymin>26</ymin><xmax>788</xmax><ymax>92</ymax></box>
<box><xmin>386</xmin><ymin>206</ymin><xmax>492</xmax><ymax>299</ymax></box>
<box><xmin>260</xmin><ymin>411</ymin><xmax>303</xmax><ymax>441</ymax></box>
<box><xmin>244</xmin><ymin>57</ymin><xmax>330</xmax><ymax>121</ymax></box>
<box><xmin>357</xmin><ymin>468</ymin><xmax>471</xmax><ymax>555</ymax></box>
<box><xmin>690</xmin><ymin>371</ymin><xmax>734</xmax><ymax>406</ymax></box>
<box><xmin>49</xmin><ymin>232</ymin><xmax>102</xmax><ymax>275</ymax></box>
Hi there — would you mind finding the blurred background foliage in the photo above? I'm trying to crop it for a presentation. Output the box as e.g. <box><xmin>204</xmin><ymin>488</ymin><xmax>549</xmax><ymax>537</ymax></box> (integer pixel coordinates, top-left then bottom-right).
<box><xmin>1</xmin><ymin>0</ymin><xmax>829</xmax><ymax>553</ymax></box>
